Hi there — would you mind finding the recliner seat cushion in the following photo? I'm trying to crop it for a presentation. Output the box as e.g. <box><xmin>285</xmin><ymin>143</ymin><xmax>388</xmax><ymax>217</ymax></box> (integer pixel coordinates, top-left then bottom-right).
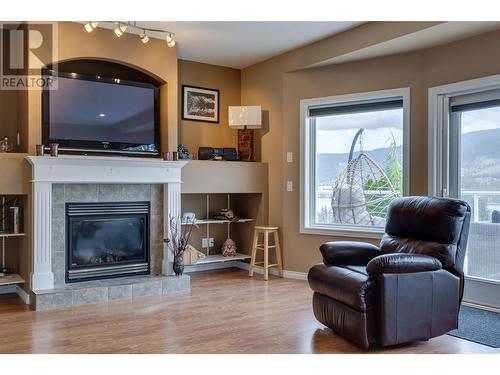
<box><xmin>308</xmin><ymin>264</ymin><xmax>374</xmax><ymax>312</ymax></box>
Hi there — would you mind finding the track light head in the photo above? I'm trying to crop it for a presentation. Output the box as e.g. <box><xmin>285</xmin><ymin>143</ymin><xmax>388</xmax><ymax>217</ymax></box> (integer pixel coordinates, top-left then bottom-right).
<box><xmin>166</xmin><ymin>33</ymin><xmax>176</xmax><ymax>48</ymax></box>
<box><xmin>114</xmin><ymin>23</ymin><xmax>127</xmax><ymax>37</ymax></box>
<box><xmin>83</xmin><ymin>22</ymin><xmax>175</xmax><ymax>46</ymax></box>
<box><xmin>140</xmin><ymin>31</ymin><xmax>149</xmax><ymax>44</ymax></box>
<box><xmin>84</xmin><ymin>22</ymin><xmax>98</xmax><ymax>33</ymax></box>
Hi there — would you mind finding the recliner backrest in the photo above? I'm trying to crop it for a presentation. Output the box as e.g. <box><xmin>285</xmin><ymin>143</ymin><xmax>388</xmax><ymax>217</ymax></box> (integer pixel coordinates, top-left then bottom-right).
<box><xmin>380</xmin><ymin>196</ymin><xmax>471</xmax><ymax>277</ymax></box>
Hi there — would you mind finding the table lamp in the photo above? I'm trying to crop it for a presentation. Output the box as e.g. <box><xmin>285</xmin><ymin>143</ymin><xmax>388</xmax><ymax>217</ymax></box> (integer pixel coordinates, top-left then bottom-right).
<box><xmin>228</xmin><ymin>105</ymin><xmax>262</xmax><ymax>161</ymax></box>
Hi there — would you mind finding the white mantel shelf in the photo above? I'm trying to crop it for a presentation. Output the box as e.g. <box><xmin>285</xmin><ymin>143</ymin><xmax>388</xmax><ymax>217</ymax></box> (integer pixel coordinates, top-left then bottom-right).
<box><xmin>26</xmin><ymin>155</ymin><xmax>187</xmax><ymax>292</ymax></box>
<box><xmin>26</xmin><ymin>155</ymin><xmax>187</xmax><ymax>184</ymax></box>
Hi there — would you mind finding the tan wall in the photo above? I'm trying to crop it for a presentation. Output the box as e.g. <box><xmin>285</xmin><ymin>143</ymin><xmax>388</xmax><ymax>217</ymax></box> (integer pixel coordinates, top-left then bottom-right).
<box><xmin>242</xmin><ymin>25</ymin><xmax>500</xmax><ymax>273</ymax></box>
<box><xmin>178</xmin><ymin>60</ymin><xmax>240</xmax><ymax>155</ymax></box>
<box><xmin>22</xmin><ymin>22</ymin><xmax>178</xmax><ymax>154</ymax></box>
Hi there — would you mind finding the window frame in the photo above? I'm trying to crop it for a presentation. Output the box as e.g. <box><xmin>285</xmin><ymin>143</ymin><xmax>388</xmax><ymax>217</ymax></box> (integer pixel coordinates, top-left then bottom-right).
<box><xmin>428</xmin><ymin>74</ymin><xmax>500</xmax><ymax>307</ymax></box>
<box><xmin>428</xmin><ymin>74</ymin><xmax>500</xmax><ymax>197</ymax></box>
<box><xmin>299</xmin><ymin>87</ymin><xmax>410</xmax><ymax>238</ymax></box>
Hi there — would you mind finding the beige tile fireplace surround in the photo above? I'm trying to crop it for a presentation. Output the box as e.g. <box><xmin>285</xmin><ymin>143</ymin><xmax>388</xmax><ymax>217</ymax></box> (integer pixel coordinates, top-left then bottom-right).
<box><xmin>25</xmin><ymin>155</ymin><xmax>190</xmax><ymax>310</ymax></box>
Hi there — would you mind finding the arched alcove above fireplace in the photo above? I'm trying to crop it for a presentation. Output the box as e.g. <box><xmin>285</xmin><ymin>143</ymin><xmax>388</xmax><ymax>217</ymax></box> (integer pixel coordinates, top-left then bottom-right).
<box><xmin>20</xmin><ymin>21</ymin><xmax>178</xmax><ymax>155</ymax></box>
<box><xmin>43</xmin><ymin>59</ymin><xmax>165</xmax><ymax>156</ymax></box>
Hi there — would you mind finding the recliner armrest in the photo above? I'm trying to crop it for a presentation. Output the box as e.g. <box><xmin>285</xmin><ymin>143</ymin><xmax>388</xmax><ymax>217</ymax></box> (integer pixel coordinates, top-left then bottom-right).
<box><xmin>366</xmin><ymin>253</ymin><xmax>442</xmax><ymax>274</ymax></box>
<box><xmin>320</xmin><ymin>241</ymin><xmax>380</xmax><ymax>266</ymax></box>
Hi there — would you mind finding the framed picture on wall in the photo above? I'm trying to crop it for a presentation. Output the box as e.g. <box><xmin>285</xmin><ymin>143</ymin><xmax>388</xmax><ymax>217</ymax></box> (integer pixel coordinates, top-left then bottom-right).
<box><xmin>182</xmin><ymin>85</ymin><xmax>220</xmax><ymax>123</ymax></box>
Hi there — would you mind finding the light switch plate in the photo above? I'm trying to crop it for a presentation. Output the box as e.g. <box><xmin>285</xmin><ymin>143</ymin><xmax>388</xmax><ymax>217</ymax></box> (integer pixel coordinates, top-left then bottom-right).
<box><xmin>287</xmin><ymin>181</ymin><xmax>293</xmax><ymax>192</ymax></box>
<box><xmin>286</xmin><ymin>152</ymin><xmax>293</xmax><ymax>163</ymax></box>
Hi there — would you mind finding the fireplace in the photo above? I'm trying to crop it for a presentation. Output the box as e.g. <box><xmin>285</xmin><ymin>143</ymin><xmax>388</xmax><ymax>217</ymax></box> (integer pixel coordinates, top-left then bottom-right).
<box><xmin>66</xmin><ymin>202</ymin><xmax>150</xmax><ymax>282</ymax></box>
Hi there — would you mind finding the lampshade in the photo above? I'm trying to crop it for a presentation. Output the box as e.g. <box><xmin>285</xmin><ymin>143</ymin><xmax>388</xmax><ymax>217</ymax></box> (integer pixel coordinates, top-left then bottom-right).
<box><xmin>228</xmin><ymin>106</ymin><xmax>262</xmax><ymax>129</ymax></box>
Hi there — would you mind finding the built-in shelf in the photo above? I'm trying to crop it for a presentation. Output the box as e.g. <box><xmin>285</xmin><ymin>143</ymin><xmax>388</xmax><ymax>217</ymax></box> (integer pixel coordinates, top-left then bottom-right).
<box><xmin>182</xmin><ymin>192</ymin><xmax>259</xmax><ymax>271</ymax></box>
<box><xmin>194</xmin><ymin>253</ymin><xmax>251</xmax><ymax>265</ymax></box>
<box><xmin>181</xmin><ymin>219</ymin><xmax>253</xmax><ymax>225</ymax></box>
<box><xmin>0</xmin><ymin>273</ymin><xmax>24</xmax><ymax>286</ymax></box>
<box><xmin>0</xmin><ymin>233</ymin><xmax>25</xmax><ymax>238</ymax></box>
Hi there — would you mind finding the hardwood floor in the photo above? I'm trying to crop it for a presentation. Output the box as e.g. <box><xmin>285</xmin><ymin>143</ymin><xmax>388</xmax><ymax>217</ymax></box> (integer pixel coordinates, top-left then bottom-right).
<box><xmin>0</xmin><ymin>268</ymin><xmax>497</xmax><ymax>354</ymax></box>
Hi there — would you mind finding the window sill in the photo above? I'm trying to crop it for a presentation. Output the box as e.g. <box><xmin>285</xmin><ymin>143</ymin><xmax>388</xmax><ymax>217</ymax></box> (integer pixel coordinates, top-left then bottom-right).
<box><xmin>300</xmin><ymin>225</ymin><xmax>384</xmax><ymax>240</ymax></box>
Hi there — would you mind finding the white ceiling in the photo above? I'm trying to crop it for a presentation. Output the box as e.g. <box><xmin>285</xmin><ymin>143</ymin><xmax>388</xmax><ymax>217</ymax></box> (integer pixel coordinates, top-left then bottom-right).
<box><xmin>309</xmin><ymin>21</ymin><xmax>500</xmax><ymax>68</ymax></box>
<box><xmin>86</xmin><ymin>21</ymin><xmax>500</xmax><ymax>69</ymax></box>
<box><xmin>126</xmin><ymin>22</ymin><xmax>364</xmax><ymax>69</ymax></box>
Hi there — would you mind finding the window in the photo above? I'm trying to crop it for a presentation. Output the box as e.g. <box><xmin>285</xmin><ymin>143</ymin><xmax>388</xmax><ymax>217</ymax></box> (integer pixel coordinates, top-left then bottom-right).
<box><xmin>429</xmin><ymin>75</ymin><xmax>500</xmax><ymax>307</ymax></box>
<box><xmin>300</xmin><ymin>88</ymin><xmax>409</xmax><ymax>237</ymax></box>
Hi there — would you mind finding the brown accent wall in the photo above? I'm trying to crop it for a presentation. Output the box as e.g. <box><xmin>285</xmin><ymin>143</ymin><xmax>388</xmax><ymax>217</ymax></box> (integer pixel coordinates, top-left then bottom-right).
<box><xmin>242</xmin><ymin>25</ymin><xmax>500</xmax><ymax>273</ymax></box>
<box><xmin>178</xmin><ymin>59</ymin><xmax>240</xmax><ymax>155</ymax></box>
<box><xmin>0</xmin><ymin>91</ymin><xmax>19</xmax><ymax>151</ymax></box>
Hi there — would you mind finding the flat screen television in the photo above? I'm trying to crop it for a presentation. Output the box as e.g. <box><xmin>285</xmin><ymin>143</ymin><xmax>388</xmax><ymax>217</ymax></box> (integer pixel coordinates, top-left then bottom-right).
<box><xmin>42</xmin><ymin>70</ymin><xmax>160</xmax><ymax>156</ymax></box>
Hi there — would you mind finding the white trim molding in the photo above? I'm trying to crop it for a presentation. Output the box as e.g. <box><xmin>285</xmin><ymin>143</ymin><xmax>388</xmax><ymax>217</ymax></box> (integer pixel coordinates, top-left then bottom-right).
<box><xmin>184</xmin><ymin>261</ymin><xmax>309</xmax><ymax>281</ymax></box>
<box><xmin>25</xmin><ymin>155</ymin><xmax>188</xmax><ymax>291</ymax></box>
<box><xmin>428</xmin><ymin>74</ymin><xmax>500</xmax><ymax>309</ymax></box>
<box><xmin>234</xmin><ymin>261</ymin><xmax>308</xmax><ymax>280</ymax></box>
<box><xmin>15</xmin><ymin>285</ymin><xmax>30</xmax><ymax>305</ymax></box>
<box><xmin>299</xmin><ymin>87</ymin><xmax>410</xmax><ymax>238</ymax></box>
<box><xmin>428</xmin><ymin>73</ymin><xmax>500</xmax><ymax>196</ymax></box>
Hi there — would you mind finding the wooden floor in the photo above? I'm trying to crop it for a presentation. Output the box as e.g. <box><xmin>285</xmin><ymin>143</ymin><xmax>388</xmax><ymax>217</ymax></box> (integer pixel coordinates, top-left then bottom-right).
<box><xmin>0</xmin><ymin>268</ymin><xmax>498</xmax><ymax>354</ymax></box>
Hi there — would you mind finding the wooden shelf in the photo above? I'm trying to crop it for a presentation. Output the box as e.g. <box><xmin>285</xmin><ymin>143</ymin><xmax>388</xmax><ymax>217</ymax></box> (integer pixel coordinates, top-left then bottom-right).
<box><xmin>182</xmin><ymin>219</ymin><xmax>252</xmax><ymax>225</ymax></box>
<box><xmin>0</xmin><ymin>273</ymin><xmax>24</xmax><ymax>286</ymax></box>
<box><xmin>194</xmin><ymin>253</ymin><xmax>251</xmax><ymax>265</ymax></box>
<box><xmin>0</xmin><ymin>232</ymin><xmax>25</xmax><ymax>238</ymax></box>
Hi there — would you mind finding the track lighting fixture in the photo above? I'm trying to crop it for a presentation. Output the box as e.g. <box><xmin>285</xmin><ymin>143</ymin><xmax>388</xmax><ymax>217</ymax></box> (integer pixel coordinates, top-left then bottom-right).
<box><xmin>140</xmin><ymin>31</ymin><xmax>149</xmax><ymax>44</ymax></box>
<box><xmin>83</xmin><ymin>22</ymin><xmax>176</xmax><ymax>47</ymax></box>
<box><xmin>84</xmin><ymin>22</ymin><xmax>98</xmax><ymax>33</ymax></box>
<box><xmin>114</xmin><ymin>23</ymin><xmax>127</xmax><ymax>37</ymax></box>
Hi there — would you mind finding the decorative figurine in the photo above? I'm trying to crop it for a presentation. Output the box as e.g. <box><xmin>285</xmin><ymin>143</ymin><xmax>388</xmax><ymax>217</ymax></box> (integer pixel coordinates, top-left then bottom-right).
<box><xmin>178</xmin><ymin>144</ymin><xmax>193</xmax><ymax>160</ymax></box>
<box><xmin>0</xmin><ymin>136</ymin><xmax>13</xmax><ymax>153</ymax></box>
<box><xmin>183</xmin><ymin>244</ymin><xmax>206</xmax><ymax>265</ymax></box>
<box><xmin>182</xmin><ymin>212</ymin><xmax>196</xmax><ymax>223</ymax></box>
<box><xmin>213</xmin><ymin>208</ymin><xmax>238</xmax><ymax>221</ymax></box>
<box><xmin>222</xmin><ymin>238</ymin><xmax>237</xmax><ymax>257</ymax></box>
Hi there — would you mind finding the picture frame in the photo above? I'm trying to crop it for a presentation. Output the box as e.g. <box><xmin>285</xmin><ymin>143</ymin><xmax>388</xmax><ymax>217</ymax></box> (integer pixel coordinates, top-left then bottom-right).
<box><xmin>182</xmin><ymin>85</ymin><xmax>220</xmax><ymax>123</ymax></box>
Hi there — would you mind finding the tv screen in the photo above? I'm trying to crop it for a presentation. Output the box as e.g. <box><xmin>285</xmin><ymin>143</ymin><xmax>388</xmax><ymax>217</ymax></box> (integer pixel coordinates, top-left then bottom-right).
<box><xmin>43</xmin><ymin>72</ymin><xmax>159</xmax><ymax>156</ymax></box>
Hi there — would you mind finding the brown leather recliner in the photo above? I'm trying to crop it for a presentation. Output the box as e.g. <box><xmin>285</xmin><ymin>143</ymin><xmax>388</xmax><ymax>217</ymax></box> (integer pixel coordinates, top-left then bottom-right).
<box><xmin>308</xmin><ymin>196</ymin><xmax>471</xmax><ymax>348</ymax></box>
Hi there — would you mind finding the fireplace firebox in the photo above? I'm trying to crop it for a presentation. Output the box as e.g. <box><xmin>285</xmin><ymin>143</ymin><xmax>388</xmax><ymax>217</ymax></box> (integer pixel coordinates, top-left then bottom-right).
<box><xmin>66</xmin><ymin>202</ymin><xmax>150</xmax><ymax>282</ymax></box>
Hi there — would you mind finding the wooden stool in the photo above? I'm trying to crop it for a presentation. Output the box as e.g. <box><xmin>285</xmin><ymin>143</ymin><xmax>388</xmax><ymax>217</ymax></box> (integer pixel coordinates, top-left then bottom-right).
<box><xmin>249</xmin><ymin>226</ymin><xmax>283</xmax><ymax>280</ymax></box>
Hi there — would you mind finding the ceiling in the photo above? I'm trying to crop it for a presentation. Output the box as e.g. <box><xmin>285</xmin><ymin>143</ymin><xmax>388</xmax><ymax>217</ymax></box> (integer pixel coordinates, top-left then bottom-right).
<box><xmin>309</xmin><ymin>21</ymin><xmax>500</xmax><ymax>68</ymax></box>
<box><xmin>105</xmin><ymin>22</ymin><xmax>364</xmax><ymax>69</ymax></box>
<box><xmin>83</xmin><ymin>21</ymin><xmax>500</xmax><ymax>69</ymax></box>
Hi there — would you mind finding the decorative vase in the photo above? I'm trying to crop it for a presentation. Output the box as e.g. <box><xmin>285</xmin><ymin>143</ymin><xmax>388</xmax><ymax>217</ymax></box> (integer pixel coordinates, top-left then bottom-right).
<box><xmin>173</xmin><ymin>255</ymin><xmax>184</xmax><ymax>276</ymax></box>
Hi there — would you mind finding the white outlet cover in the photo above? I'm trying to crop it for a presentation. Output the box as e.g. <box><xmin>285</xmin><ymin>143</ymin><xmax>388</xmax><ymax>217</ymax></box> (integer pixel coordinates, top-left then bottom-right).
<box><xmin>287</xmin><ymin>181</ymin><xmax>293</xmax><ymax>192</ymax></box>
<box><xmin>287</xmin><ymin>152</ymin><xmax>293</xmax><ymax>163</ymax></box>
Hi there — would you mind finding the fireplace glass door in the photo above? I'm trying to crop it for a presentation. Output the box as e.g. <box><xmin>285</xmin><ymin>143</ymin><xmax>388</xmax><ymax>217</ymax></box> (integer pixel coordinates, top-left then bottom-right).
<box><xmin>66</xmin><ymin>202</ymin><xmax>150</xmax><ymax>282</ymax></box>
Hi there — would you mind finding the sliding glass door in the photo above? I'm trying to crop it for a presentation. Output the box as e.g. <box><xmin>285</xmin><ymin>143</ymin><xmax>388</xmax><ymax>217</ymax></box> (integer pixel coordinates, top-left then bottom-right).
<box><xmin>448</xmin><ymin>90</ymin><xmax>500</xmax><ymax>307</ymax></box>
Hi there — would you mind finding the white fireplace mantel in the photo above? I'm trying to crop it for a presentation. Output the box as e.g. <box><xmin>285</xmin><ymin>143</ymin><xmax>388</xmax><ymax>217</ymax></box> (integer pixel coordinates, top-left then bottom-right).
<box><xmin>26</xmin><ymin>155</ymin><xmax>188</xmax><ymax>291</ymax></box>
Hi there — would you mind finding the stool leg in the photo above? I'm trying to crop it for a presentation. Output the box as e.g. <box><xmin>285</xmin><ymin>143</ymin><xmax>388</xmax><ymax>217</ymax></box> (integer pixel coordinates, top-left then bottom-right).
<box><xmin>273</xmin><ymin>230</ymin><xmax>283</xmax><ymax>277</ymax></box>
<box><xmin>249</xmin><ymin>230</ymin><xmax>258</xmax><ymax>277</ymax></box>
<box><xmin>264</xmin><ymin>230</ymin><xmax>269</xmax><ymax>281</ymax></box>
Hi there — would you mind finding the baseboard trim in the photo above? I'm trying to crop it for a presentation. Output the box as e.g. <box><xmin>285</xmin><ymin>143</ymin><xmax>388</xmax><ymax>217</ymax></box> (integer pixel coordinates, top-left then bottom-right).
<box><xmin>185</xmin><ymin>261</ymin><xmax>242</xmax><ymax>273</ymax></box>
<box><xmin>15</xmin><ymin>285</ymin><xmax>30</xmax><ymax>305</ymax></box>
<box><xmin>0</xmin><ymin>285</ymin><xmax>16</xmax><ymax>294</ymax></box>
<box><xmin>234</xmin><ymin>261</ymin><xmax>308</xmax><ymax>280</ymax></box>
<box><xmin>462</xmin><ymin>301</ymin><xmax>500</xmax><ymax>313</ymax></box>
<box><xmin>0</xmin><ymin>284</ymin><xmax>30</xmax><ymax>304</ymax></box>
<box><xmin>184</xmin><ymin>259</ymin><xmax>309</xmax><ymax>281</ymax></box>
